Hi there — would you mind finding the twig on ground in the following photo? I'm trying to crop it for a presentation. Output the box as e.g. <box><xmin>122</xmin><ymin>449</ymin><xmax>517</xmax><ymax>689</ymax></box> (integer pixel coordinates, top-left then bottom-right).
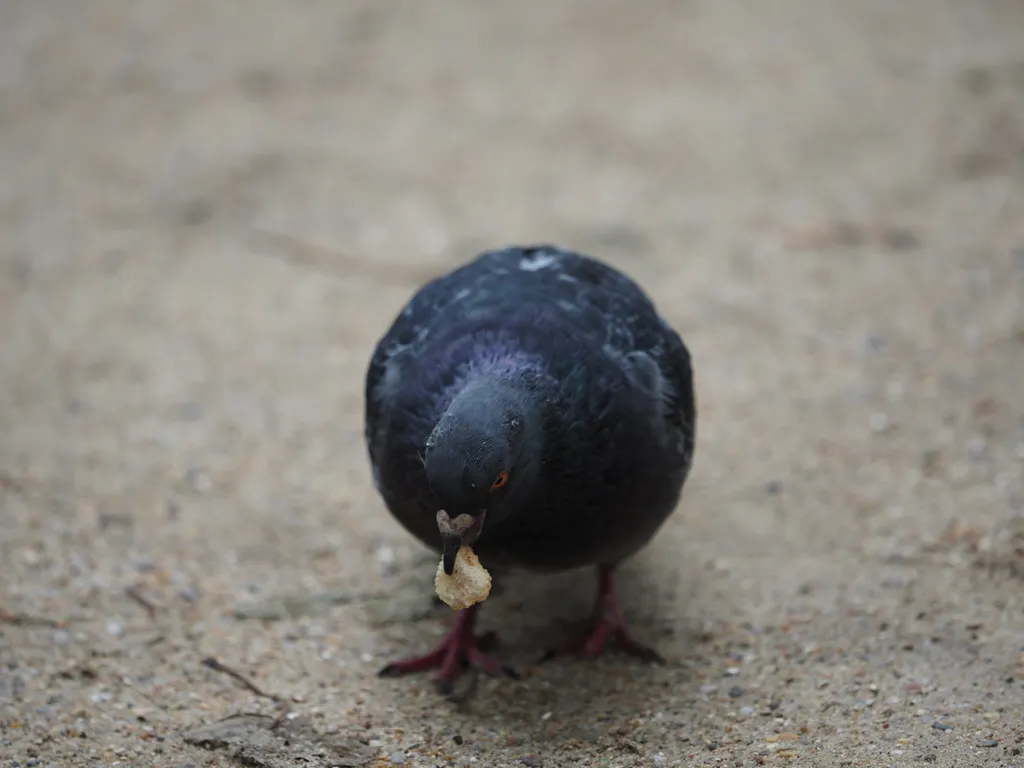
<box><xmin>0</xmin><ymin>607</ymin><xmax>65</xmax><ymax>628</ymax></box>
<box><xmin>269</xmin><ymin>706</ymin><xmax>290</xmax><ymax>730</ymax></box>
<box><xmin>201</xmin><ymin>657</ymin><xmax>283</xmax><ymax>703</ymax></box>
<box><xmin>125</xmin><ymin>585</ymin><xmax>158</xmax><ymax>618</ymax></box>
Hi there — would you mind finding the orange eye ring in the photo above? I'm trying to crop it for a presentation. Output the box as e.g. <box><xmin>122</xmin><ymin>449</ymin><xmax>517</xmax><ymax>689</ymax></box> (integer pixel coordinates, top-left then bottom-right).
<box><xmin>490</xmin><ymin>471</ymin><xmax>510</xmax><ymax>491</ymax></box>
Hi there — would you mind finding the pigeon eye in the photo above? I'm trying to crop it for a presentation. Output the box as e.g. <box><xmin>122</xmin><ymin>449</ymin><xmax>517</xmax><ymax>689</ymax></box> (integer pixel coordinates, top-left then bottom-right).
<box><xmin>490</xmin><ymin>471</ymin><xmax>510</xmax><ymax>491</ymax></box>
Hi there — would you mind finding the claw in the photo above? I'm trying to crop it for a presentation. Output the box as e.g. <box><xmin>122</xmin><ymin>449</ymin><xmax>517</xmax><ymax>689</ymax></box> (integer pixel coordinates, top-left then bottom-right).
<box><xmin>540</xmin><ymin>565</ymin><xmax>664</xmax><ymax>664</ymax></box>
<box><xmin>378</xmin><ymin>605</ymin><xmax>517</xmax><ymax>691</ymax></box>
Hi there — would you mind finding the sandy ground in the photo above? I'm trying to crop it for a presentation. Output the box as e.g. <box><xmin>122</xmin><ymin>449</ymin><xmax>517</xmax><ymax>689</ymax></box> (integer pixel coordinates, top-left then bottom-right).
<box><xmin>2</xmin><ymin>1</ymin><xmax>1023</xmax><ymax>766</ymax></box>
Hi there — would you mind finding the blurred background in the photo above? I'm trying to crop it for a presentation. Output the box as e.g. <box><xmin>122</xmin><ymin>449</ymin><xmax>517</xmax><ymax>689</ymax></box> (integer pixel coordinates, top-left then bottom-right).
<box><xmin>1</xmin><ymin>2</ymin><xmax>1022</xmax><ymax>766</ymax></box>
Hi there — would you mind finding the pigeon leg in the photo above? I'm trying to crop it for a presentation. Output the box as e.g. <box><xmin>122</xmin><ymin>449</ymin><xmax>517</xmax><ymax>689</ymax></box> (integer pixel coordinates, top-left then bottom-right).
<box><xmin>542</xmin><ymin>564</ymin><xmax>664</xmax><ymax>664</ymax></box>
<box><xmin>378</xmin><ymin>604</ymin><xmax>518</xmax><ymax>694</ymax></box>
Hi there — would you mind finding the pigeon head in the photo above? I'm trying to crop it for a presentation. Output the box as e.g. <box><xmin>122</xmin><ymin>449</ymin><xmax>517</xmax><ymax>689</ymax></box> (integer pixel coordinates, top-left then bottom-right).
<box><xmin>424</xmin><ymin>374</ymin><xmax>540</xmax><ymax>574</ymax></box>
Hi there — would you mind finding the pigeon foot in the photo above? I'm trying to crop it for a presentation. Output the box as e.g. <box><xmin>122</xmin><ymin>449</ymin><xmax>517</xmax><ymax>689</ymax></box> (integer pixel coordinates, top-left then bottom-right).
<box><xmin>541</xmin><ymin>564</ymin><xmax>664</xmax><ymax>664</ymax></box>
<box><xmin>378</xmin><ymin>604</ymin><xmax>518</xmax><ymax>694</ymax></box>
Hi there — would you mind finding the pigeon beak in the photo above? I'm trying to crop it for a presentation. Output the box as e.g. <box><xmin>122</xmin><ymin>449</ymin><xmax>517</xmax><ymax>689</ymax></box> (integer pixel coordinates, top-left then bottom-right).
<box><xmin>441</xmin><ymin>533</ymin><xmax>462</xmax><ymax>576</ymax></box>
<box><xmin>436</xmin><ymin>509</ymin><xmax>487</xmax><ymax>576</ymax></box>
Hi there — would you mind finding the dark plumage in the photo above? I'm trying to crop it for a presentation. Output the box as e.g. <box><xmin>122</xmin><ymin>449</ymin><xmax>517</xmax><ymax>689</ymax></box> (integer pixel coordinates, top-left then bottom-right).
<box><xmin>364</xmin><ymin>244</ymin><xmax>696</xmax><ymax>692</ymax></box>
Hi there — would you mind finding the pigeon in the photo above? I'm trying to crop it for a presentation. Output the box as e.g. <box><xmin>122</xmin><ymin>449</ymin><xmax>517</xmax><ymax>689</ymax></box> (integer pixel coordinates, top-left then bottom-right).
<box><xmin>364</xmin><ymin>244</ymin><xmax>696</xmax><ymax>693</ymax></box>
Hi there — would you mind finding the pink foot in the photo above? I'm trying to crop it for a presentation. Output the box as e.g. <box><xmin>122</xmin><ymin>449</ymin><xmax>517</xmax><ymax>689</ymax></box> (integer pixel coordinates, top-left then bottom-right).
<box><xmin>542</xmin><ymin>565</ymin><xmax>664</xmax><ymax>664</ymax></box>
<box><xmin>378</xmin><ymin>605</ymin><xmax>518</xmax><ymax>694</ymax></box>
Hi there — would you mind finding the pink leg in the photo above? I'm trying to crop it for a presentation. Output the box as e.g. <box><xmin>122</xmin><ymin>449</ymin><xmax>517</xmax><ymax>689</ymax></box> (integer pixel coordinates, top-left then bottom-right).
<box><xmin>542</xmin><ymin>565</ymin><xmax>664</xmax><ymax>664</ymax></box>
<box><xmin>378</xmin><ymin>605</ymin><xmax>518</xmax><ymax>694</ymax></box>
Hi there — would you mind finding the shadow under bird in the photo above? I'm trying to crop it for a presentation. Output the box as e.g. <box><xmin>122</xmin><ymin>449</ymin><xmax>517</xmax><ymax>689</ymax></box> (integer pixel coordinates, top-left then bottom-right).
<box><xmin>364</xmin><ymin>244</ymin><xmax>696</xmax><ymax>693</ymax></box>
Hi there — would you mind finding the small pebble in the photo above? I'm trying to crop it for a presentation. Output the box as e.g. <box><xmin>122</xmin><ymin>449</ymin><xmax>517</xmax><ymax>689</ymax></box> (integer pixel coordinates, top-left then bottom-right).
<box><xmin>725</xmin><ymin>666</ymin><xmax>740</xmax><ymax>676</ymax></box>
<box><xmin>881</xmin><ymin>228</ymin><xmax>920</xmax><ymax>251</ymax></box>
<box><xmin>106</xmin><ymin>620</ymin><xmax>125</xmax><ymax>638</ymax></box>
<box><xmin>885</xmin><ymin>378</ymin><xmax>905</xmax><ymax>400</ymax></box>
<box><xmin>931</xmin><ymin>722</ymin><xmax>952</xmax><ymax>731</ymax></box>
<box><xmin>21</xmin><ymin>547</ymin><xmax>42</xmax><ymax>565</ymax></box>
<box><xmin>966</xmin><ymin>437</ymin><xmax>987</xmax><ymax>462</ymax></box>
<box><xmin>390</xmin><ymin>750</ymin><xmax>406</xmax><ymax>764</ymax></box>
<box><xmin>165</xmin><ymin>500</ymin><xmax>181</xmax><ymax>520</ymax></box>
<box><xmin>176</xmin><ymin>401</ymin><xmax>203</xmax><ymax>421</ymax></box>
<box><xmin>521</xmin><ymin>756</ymin><xmax>541</xmax><ymax>767</ymax></box>
<box><xmin>866</xmin><ymin>332</ymin><xmax>887</xmax><ymax>353</ymax></box>
<box><xmin>976</xmin><ymin>739</ymin><xmax>998</xmax><ymax>748</ymax></box>
<box><xmin>728</xmin><ymin>685</ymin><xmax>743</xmax><ymax>698</ymax></box>
<box><xmin>184</xmin><ymin>467</ymin><xmax>213</xmax><ymax>494</ymax></box>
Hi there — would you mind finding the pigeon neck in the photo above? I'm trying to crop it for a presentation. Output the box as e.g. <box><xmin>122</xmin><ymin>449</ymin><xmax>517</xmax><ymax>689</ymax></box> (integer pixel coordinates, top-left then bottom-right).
<box><xmin>455</xmin><ymin>368</ymin><xmax>520</xmax><ymax>402</ymax></box>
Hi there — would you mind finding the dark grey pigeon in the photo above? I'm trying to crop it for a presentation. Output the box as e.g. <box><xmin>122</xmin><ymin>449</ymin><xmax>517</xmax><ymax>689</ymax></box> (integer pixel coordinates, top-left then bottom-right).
<box><xmin>364</xmin><ymin>244</ymin><xmax>696</xmax><ymax>693</ymax></box>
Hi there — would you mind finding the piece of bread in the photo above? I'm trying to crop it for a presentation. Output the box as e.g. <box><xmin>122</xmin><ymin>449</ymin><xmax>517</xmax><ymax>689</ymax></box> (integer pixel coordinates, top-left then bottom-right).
<box><xmin>434</xmin><ymin>546</ymin><xmax>491</xmax><ymax>610</ymax></box>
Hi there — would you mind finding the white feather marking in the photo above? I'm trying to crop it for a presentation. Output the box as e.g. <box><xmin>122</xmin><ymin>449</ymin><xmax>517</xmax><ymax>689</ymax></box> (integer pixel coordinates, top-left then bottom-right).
<box><xmin>519</xmin><ymin>252</ymin><xmax>558</xmax><ymax>271</ymax></box>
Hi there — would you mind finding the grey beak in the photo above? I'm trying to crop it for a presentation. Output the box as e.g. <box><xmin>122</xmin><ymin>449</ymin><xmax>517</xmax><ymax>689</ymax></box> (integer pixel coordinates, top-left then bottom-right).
<box><xmin>441</xmin><ymin>534</ymin><xmax>461</xmax><ymax>576</ymax></box>
<box><xmin>436</xmin><ymin>509</ymin><xmax>485</xmax><ymax>576</ymax></box>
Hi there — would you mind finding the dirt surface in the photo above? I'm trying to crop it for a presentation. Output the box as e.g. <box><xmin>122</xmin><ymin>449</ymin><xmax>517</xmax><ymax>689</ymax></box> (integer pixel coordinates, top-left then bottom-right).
<box><xmin>2</xmin><ymin>1</ymin><xmax>1024</xmax><ymax>766</ymax></box>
